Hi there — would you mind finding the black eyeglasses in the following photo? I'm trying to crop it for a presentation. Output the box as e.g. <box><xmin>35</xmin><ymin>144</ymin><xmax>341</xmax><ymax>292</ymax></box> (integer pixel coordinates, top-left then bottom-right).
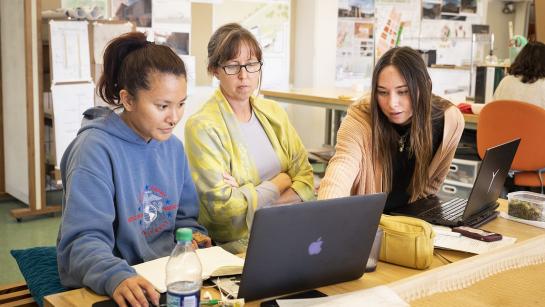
<box><xmin>222</xmin><ymin>61</ymin><xmax>263</xmax><ymax>75</ymax></box>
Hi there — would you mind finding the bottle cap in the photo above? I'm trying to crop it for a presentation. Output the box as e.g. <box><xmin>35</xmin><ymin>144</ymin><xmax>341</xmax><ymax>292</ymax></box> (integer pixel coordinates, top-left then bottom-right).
<box><xmin>176</xmin><ymin>228</ymin><xmax>193</xmax><ymax>242</ymax></box>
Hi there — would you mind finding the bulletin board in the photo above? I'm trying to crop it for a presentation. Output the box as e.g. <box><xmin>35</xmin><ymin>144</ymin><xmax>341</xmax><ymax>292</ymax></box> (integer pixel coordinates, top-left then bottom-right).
<box><xmin>374</xmin><ymin>0</ymin><xmax>486</xmax><ymax>66</ymax></box>
<box><xmin>336</xmin><ymin>0</ymin><xmax>375</xmax><ymax>88</ymax></box>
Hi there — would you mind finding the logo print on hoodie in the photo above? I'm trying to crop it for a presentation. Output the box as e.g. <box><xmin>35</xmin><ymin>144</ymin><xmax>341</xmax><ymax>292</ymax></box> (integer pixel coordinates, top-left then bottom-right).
<box><xmin>142</xmin><ymin>189</ymin><xmax>163</xmax><ymax>226</ymax></box>
<box><xmin>127</xmin><ymin>185</ymin><xmax>178</xmax><ymax>236</ymax></box>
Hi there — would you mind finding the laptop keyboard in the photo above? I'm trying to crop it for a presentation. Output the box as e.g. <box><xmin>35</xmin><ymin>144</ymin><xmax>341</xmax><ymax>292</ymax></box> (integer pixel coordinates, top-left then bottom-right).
<box><xmin>421</xmin><ymin>198</ymin><xmax>467</xmax><ymax>221</ymax></box>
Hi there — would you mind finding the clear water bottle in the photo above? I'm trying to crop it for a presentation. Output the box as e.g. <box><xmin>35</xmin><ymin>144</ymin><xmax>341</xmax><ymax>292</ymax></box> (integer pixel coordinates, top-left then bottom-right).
<box><xmin>166</xmin><ymin>228</ymin><xmax>202</xmax><ymax>307</ymax></box>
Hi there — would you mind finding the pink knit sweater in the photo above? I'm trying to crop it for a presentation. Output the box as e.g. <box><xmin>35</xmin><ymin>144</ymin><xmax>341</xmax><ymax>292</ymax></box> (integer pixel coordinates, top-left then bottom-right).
<box><xmin>318</xmin><ymin>97</ymin><xmax>465</xmax><ymax>201</ymax></box>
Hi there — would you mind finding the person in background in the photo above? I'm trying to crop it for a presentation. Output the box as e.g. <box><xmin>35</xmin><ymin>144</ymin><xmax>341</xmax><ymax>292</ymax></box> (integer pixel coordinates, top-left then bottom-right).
<box><xmin>184</xmin><ymin>23</ymin><xmax>314</xmax><ymax>253</ymax></box>
<box><xmin>318</xmin><ymin>46</ymin><xmax>464</xmax><ymax>212</ymax></box>
<box><xmin>57</xmin><ymin>32</ymin><xmax>211</xmax><ymax>307</ymax></box>
<box><xmin>493</xmin><ymin>41</ymin><xmax>545</xmax><ymax>108</ymax></box>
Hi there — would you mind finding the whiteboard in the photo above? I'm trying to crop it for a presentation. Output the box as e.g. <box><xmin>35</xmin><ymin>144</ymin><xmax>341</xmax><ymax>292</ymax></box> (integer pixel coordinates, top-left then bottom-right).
<box><xmin>92</xmin><ymin>21</ymin><xmax>134</xmax><ymax>65</ymax></box>
<box><xmin>49</xmin><ymin>20</ymin><xmax>92</xmax><ymax>83</ymax></box>
<box><xmin>51</xmin><ymin>83</ymin><xmax>95</xmax><ymax>168</ymax></box>
<box><xmin>1</xmin><ymin>0</ymin><xmax>29</xmax><ymax>204</ymax></box>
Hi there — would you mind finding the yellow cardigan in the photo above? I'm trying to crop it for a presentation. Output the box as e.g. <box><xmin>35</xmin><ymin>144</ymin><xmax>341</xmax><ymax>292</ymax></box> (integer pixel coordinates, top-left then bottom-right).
<box><xmin>318</xmin><ymin>96</ymin><xmax>465</xmax><ymax>201</ymax></box>
<box><xmin>185</xmin><ymin>89</ymin><xmax>315</xmax><ymax>244</ymax></box>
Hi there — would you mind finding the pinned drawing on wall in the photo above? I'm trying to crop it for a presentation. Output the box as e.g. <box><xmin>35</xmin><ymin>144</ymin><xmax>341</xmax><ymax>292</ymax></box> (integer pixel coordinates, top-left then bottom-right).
<box><xmin>376</xmin><ymin>8</ymin><xmax>401</xmax><ymax>59</ymax></box>
<box><xmin>374</xmin><ymin>0</ymin><xmax>420</xmax><ymax>53</ymax></box>
<box><xmin>336</xmin><ymin>0</ymin><xmax>376</xmax><ymax>87</ymax></box>
<box><xmin>92</xmin><ymin>21</ymin><xmax>134</xmax><ymax>65</ymax></box>
<box><xmin>338</xmin><ymin>0</ymin><xmax>375</xmax><ymax>18</ymax></box>
<box><xmin>152</xmin><ymin>0</ymin><xmax>191</xmax><ymax>31</ymax></box>
<box><xmin>422</xmin><ymin>1</ymin><xmax>441</xmax><ymax>20</ymax></box>
<box><xmin>51</xmin><ymin>83</ymin><xmax>95</xmax><ymax>168</ymax></box>
<box><xmin>461</xmin><ymin>0</ymin><xmax>477</xmax><ymax>14</ymax></box>
<box><xmin>112</xmin><ymin>0</ymin><xmax>152</xmax><ymax>27</ymax></box>
<box><xmin>49</xmin><ymin>20</ymin><xmax>92</xmax><ymax>83</ymax></box>
<box><xmin>355</xmin><ymin>22</ymin><xmax>374</xmax><ymax>40</ymax></box>
<box><xmin>441</xmin><ymin>0</ymin><xmax>460</xmax><ymax>14</ymax></box>
<box><xmin>154</xmin><ymin>30</ymin><xmax>189</xmax><ymax>55</ymax></box>
<box><xmin>62</xmin><ymin>0</ymin><xmax>107</xmax><ymax>18</ymax></box>
<box><xmin>213</xmin><ymin>0</ymin><xmax>291</xmax><ymax>89</ymax></box>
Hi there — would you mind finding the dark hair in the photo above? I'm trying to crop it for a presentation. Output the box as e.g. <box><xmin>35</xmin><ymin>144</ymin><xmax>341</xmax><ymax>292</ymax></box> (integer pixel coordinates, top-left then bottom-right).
<box><xmin>371</xmin><ymin>47</ymin><xmax>451</xmax><ymax>200</ymax></box>
<box><xmin>98</xmin><ymin>32</ymin><xmax>186</xmax><ymax>106</ymax></box>
<box><xmin>207</xmin><ymin>23</ymin><xmax>262</xmax><ymax>75</ymax></box>
<box><xmin>509</xmin><ymin>41</ymin><xmax>545</xmax><ymax>84</ymax></box>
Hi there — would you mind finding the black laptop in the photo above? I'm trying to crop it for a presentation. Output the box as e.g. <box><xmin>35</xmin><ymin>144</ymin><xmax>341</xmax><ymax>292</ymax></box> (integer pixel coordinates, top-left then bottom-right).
<box><xmin>236</xmin><ymin>193</ymin><xmax>386</xmax><ymax>301</ymax></box>
<box><xmin>390</xmin><ymin>138</ymin><xmax>520</xmax><ymax>227</ymax></box>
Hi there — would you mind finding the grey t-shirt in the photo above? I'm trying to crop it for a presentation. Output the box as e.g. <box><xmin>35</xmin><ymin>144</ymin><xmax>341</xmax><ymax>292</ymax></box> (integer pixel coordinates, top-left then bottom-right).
<box><xmin>238</xmin><ymin>112</ymin><xmax>282</xmax><ymax>209</ymax></box>
<box><xmin>238</xmin><ymin>112</ymin><xmax>281</xmax><ymax>181</ymax></box>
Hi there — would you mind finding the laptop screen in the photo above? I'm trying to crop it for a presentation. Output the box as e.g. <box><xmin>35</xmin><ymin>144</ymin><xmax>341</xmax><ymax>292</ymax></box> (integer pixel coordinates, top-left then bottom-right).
<box><xmin>237</xmin><ymin>193</ymin><xmax>386</xmax><ymax>301</ymax></box>
<box><xmin>463</xmin><ymin>139</ymin><xmax>520</xmax><ymax>219</ymax></box>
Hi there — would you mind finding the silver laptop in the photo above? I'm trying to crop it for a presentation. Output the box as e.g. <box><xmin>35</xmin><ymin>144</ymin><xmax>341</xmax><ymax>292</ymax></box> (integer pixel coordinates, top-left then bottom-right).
<box><xmin>236</xmin><ymin>193</ymin><xmax>386</xmax><ymax>301</ymax></box>
<box><xmin>391</xmin><ymin>138</ymin><xmax>520</xmax><ymax>227</ymax></box>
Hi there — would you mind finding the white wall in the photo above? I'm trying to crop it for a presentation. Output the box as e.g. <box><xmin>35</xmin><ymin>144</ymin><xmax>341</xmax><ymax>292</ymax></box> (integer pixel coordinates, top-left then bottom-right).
<box><xmin>173</xmin><ymin>86</ymin><xmax>215</xmax><ymax>143</ymax></box>
<box><xmin>287</xmin><ymin>0</ymin><xmax>337</xmax><ymax>150</ymax></box>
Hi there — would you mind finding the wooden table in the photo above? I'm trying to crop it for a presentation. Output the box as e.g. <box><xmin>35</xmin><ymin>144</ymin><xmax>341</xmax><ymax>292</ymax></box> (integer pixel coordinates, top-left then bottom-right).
<box><xmin>44</xmin><ymin>200</ymin><xmax>544</xmax><ymax>307</ymax></box>
<box><xmin>261</xmin><ymin>88</ymin><xmax>360</xmax><ymax>146</ymax></box>
<box><xmin>261</xmin><ymin>88</ymin><xmax>480</xmax><ymax>145</ymax></box>
<box><xmin>463</xmin><ymin>113</ymin><xmax>479</xmax><ymax>130</ymax></box>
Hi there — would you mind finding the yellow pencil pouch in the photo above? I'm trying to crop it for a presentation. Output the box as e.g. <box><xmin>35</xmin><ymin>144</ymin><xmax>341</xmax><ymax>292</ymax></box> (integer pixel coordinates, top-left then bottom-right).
<box><xmin>379</xmin><ymin>215</ymin><xmax>435</xmax><ymax>270</ymax></box>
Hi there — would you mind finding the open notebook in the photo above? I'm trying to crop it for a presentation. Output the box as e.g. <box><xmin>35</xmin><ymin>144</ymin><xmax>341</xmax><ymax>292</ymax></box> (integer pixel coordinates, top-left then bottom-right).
<box><xmin>132</xmin><ymin>246</ymin><xmax>244</xmax><ymax>293</ymax></box>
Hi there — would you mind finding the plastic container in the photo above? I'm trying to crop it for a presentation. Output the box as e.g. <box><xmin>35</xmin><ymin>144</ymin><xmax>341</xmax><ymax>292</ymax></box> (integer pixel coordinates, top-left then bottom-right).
<box><xmin>507</xmin><ymin>191</ymin><xmax>545</xmax><ymax>222</ymax></box>
<box><xmin>438</xmin><ymin>179</ymin><xmax>472</xmax><ymax>200</ymax></box>
<box><xmin>446</xmin><ymin>158</ymin><xmax>481</xmax><ymax>184</ymax></box>
<box><xmin>166</xmin><ymin>228</ymin><xmax>202</xmax><ymax>307</ymax></box>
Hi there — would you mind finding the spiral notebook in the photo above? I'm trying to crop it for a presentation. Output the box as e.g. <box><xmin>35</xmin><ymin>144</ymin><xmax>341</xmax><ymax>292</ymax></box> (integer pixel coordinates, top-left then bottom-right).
<box><xmin>132</xmin><ymin>246</ymin><xmax>244</xmax><ymax>293</ymax></box>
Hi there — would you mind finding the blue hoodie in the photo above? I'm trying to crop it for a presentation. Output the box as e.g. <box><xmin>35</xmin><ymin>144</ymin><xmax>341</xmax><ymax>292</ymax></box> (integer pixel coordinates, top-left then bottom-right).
<box><xmin>57</xmin><ymin>109</ymin><xmax>206</xmax><ymax>296</ymax></box>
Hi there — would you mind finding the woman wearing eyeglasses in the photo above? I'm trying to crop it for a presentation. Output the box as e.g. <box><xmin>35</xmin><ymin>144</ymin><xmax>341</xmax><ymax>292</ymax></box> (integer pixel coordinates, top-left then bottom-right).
<box><xmin>184</xmin><ymin>23</ymin><xmax>314</xmax><ymax>253</ymax></box>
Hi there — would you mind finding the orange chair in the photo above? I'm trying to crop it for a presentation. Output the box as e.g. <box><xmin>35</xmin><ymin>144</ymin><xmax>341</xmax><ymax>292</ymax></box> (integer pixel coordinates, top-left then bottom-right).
<box><xmin>477</xmin><ymin>100</ymin><xmax>545</xmax><ymax>191</ymax></box>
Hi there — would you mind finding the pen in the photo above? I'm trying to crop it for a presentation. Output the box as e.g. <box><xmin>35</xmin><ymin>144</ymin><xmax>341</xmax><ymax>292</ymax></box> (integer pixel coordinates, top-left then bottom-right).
<box><xmin>435</xmin><ymin>230</ymin><xmax>461</xmax><ymax>237</ymax></box>
<box><xmin>201</xmin><ymin>299</ymin><xmax>221</xmax><ymax>305</ymax></box>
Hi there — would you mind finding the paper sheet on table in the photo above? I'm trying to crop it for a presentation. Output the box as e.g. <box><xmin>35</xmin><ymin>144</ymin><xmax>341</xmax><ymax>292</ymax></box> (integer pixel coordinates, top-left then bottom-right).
<box><xmin>277</xmin><ymin>286</ymin><xmax>408</xmax><ymax>307</ymax></box>
<box><xmin>434</xmin><ymin>233</ymin><xmax>517</xmax><ymax>254</ymax></box>
<box><xmin>499</xmin><ymin>211</ymin><xmax>545</xmax><ymax>229</ymax></box>
<box><xmin>133</xmin><ymin>246</ymin><xmax>244</xmax><ymax>293</ymax></box>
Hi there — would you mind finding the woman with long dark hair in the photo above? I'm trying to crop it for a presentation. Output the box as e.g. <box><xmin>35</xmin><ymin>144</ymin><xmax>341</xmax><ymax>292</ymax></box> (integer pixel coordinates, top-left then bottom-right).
<box><xmin>318</xmin><ymin>47</ymin><xmax>464</xmax><ymax>212</ymax></box>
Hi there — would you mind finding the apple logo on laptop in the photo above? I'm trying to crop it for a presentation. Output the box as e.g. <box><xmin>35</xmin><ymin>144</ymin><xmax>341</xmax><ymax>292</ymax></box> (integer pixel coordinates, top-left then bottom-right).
<box><xmin>308</xmin><ymin>237</ymin><xmax>323</xmax><ymax>255</ymax></box>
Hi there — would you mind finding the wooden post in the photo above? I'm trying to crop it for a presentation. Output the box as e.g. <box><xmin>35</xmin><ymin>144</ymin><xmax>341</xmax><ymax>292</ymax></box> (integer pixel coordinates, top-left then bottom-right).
<box><xmin>9</xmin><ymin>0</ymin><xmax>61</xmax><ymax>221</ymax></box>
<box><xmin>0</xmin><ymin>4</ymin><xmax>4</xmax><ymax>197</ymax></box>
<box><xmin>536</xmin><ymin>0</ymin><xmax>545</xmax><ymax>43</ymax></box>
<box><xmin>191</xmin><ymin>3</ymin><xmax>213</xmax><ymax>86</ymax></box>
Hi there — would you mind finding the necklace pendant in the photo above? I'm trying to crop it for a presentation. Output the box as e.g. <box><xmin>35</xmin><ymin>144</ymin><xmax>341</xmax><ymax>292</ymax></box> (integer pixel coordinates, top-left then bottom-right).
<box><xmin>399</xmin><ymin>140</ymin><xmax>404</xmax><ymax>152</ymax></box>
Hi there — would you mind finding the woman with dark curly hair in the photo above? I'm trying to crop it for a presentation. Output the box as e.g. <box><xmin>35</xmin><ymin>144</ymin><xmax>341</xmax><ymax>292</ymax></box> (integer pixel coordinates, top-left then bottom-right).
<box><xmin>493</xmin><ymin>41</ymin><xmax>545</xmax><ymax>108</ymax></box>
